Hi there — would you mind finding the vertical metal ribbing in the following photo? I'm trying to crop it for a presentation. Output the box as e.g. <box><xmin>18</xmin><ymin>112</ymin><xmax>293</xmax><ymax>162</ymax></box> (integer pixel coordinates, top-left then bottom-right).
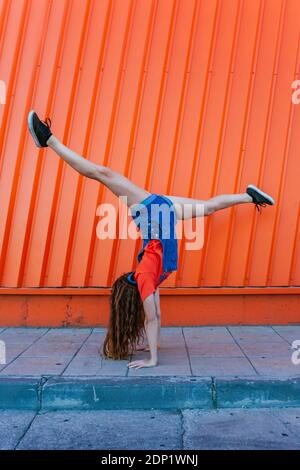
<box><xmin>243</xmin><ymin>0</ymin><xmax>287</xmax><ymax>286</ymax></box>
<box><xmin>107</xmin><ymin>0</ymin><xmax>158</xmax><ymax>286</ymax></box>
<box><xmin>84</xmin><ymin>0</ymin><xmax>136</xmax><ymax>286</ymax></box>
<box><xmin>0</xmin><ymin>0</ymin><xmax>32</xmax><ymax>284</ymax></box>
<box><xmin>221</xmin><ymin>0</ymin><xmax>265</xmax><ymax>286</ymax></box>
<box><xmin>0</xmin><ymin>0</ymin><xmax>299</xmax><ymax>291</ymax></box>
<box><xmin>197</xmin><ymin>0</ymin><xmax>243</xmax><ymax>287</ymax></box>
<box><xmin>175</xmin><ymin>0</ymin><xmax>220</xmax><ymax>287</ymax></box>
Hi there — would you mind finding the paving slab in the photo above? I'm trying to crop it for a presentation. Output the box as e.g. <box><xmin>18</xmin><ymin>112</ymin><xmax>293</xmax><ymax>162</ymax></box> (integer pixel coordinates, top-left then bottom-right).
<box><xmin>249</xmin><ymin>356</ymin><xmax>300</xmax><ymax>377</ymax></box>
<box><xmin>228</xmin><ymin>326</ymin><xmax>284</xmax><ymax>344</ymax></box>
<box><xmin>44</xmin><ymin>328</ymin><xmax>92</xmax><ymax>338</ymax></box>
<box><xmin>63</xmin><ymin>356</ymin><xmax>128</xmax><ymax>376</ymax></box>
<box><xmin>2</xmin><ymin>344</ymin><xmax>33</xmax><ymax>362</ymax></box>
<box><xmin>184</xmin><ymin>327</ymin><xmax>234</xmax><ymax>344</ymax></box>
<box><xmin>16</xmin><ymin>410</ymin><xmax>182</xmax><ymax>450</ymax></box>
<box><xmin>1</xmin><ymin>357</ymin><xmax>71</xmax><ymax>376</ymax></box>
<box><xmin>63</xmin><ymin>357</ymin><xmax>105</xmax><ymax>376</ymax></box>
<box><xmin>189</xmin><ymin>356</ymin><xmax>256</xmax><ymax>377</ymax></box>
<box><xmin>22</xmin><ymin>341</ymin><xmax>85</xmax><ymax>358</ymax></box>
<box><xmin>182</xmin><ymin>408</ymin><xmax>300</xmax><ymax>450</ymax></box>
<box><xmin>0</xmin><ymin>338</ymin><xmax>48</xmax><ymax>354</ymax></box>
<box><xmin>187</xmin><ymin>342</ymin><xmax>244</xmax><ymax>357</ymax></box>
<box><xmin>86</xmin><ymin>331</ymin><xmax>105</xmax><ymax>343</ymax></box>
<box><xmin>231</xmin><ymin>333</ymin><xmax>288</xmax><ymax>344</ymax></box>
<box><xmin>228</xmin><ymin>326</ymin><xmax>278</xmax><ymax>335</ymax></box>
<box><xmin>272</xmin><ymin>326</ymin><xmax>300</xmax><ymax>344</ymax></box>
<box><xmin>0</xmin><ymin>327</ymin><xmax>48</xmax><ymax>336</ymax></box>
<box><xmin>0</xmin><ymin>328</ymin><xmax>48</xmax><ymax>342</ymax></box>
<box><xmin>238</xmin><ymin>341</ymin><xmax>292</xmax><ymax>358</ymax></box>
<box><xmin>72</xmin><ymin>341</ymin><xmax>102</xmax><ymax>357</ymax></box>
<box><xmin>0</xmin><ymin>410</ymin><xmax>36</xmax><ymax>450</ymax></box>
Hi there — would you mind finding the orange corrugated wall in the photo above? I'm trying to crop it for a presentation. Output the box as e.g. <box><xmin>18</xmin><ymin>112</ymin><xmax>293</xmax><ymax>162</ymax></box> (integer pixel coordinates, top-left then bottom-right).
<box><xmin>0</xmin><ymin>0</ymin><xmax>299</xmax><ymax>326</ymax></box>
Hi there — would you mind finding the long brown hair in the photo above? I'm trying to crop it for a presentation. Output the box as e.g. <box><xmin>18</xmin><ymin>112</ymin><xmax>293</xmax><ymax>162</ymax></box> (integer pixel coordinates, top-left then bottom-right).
<box><xmin>102</xmin><ymin>272</ymin><xmax>145</xmax><ymax>360</ymax></box>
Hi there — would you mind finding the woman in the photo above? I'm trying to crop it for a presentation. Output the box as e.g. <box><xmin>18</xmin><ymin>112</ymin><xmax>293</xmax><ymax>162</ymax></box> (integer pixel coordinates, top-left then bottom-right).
<box><xmin>28</xmin><ymin>110</ymin><xmax>275</xmax><ymax>369</ymax></box>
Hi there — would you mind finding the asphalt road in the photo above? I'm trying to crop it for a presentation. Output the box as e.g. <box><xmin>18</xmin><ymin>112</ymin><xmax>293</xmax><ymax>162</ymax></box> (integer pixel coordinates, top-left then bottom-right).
<box><xmin>1</xmin><ymin>408</ymin><xmax>300</xmax><ymax>450</ymax></box>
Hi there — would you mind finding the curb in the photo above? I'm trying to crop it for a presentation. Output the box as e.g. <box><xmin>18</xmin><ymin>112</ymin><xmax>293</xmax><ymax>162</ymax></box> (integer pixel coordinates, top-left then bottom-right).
<box><xmin>0</xmin><ymin>377</ymin><xmax>40</xmax><ymax>410</ymax></box>
<box><xmin>0</xmin><ymin>376</ymin><xmax>300</xmax><ymax>411</ymax></box>
<box><xmin>42</xmin><ymin>377</ymin><xmax>212</xmax><ymax>411</ymax></box>
<box><xmin>216</xmin><ymin>377</ymin><xmax>300</xmax><ymax>408</ymax></box>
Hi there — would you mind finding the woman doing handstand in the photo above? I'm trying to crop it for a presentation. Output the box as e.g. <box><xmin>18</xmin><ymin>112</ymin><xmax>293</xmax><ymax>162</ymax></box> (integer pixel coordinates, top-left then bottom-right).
<box><xmin>28</xmin><ymin>110</ymin><xmax>275</xmax><ymax>369</ymax></box>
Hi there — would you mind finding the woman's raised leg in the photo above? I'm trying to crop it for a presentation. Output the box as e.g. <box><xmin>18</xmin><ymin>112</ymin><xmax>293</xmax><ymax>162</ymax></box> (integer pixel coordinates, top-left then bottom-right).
<box><xmin>47</xmin><ymin>135</ymin><xmax>151</xmax><ymax>207</ymax></box>
<box><xmin>165</xmin><ymin>185</ymin><xmax>275</xmax><ymax>219</ymax></box>
<box><xmin>28</xmin><ymin>111</ymin><xmax>150</xmax><ymax>207</ymax></box>
<box><xmin>164</xmin><ymin>193</ymin><xmax>252</xmax><ymax>219</ymax></box>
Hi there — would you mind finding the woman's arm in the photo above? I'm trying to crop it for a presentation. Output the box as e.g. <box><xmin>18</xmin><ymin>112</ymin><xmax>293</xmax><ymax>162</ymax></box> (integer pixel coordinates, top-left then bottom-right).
<box><xmin>154</xmin><ymin>288</ymin><xmax>161</xmax><ymax>348</ymax></box>
<box><xmin>128</xmin><ymin>294</ymin><xmax>158</xmax><ymax>369</ymax></box>
<box><xmin>135</xmin><ymin>288</ymin><xmax>161</xmax><ymax>352</ymax></box>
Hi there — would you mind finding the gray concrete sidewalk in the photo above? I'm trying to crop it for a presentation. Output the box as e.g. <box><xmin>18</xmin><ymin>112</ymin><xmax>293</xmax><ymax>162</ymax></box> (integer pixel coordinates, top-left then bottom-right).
<box><xmin>0</xmin><ymin>325</ymin><xmax>299</xmax><ymax>378</ymax></box>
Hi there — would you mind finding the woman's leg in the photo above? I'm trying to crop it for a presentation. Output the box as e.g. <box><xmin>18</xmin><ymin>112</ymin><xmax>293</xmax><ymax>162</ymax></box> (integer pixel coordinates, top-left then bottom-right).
<box><xmin>164</xmin><ymin>193</ymin><xmax>252</xmax><ymax>219</ymax></box>
<box><xmin>47</xmin><ymin>135</ymin><xmax>151</xmax><ymax>207</ymax></box>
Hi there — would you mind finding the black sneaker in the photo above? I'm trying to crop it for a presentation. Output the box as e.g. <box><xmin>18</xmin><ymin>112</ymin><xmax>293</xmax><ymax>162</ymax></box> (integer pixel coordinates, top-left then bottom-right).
<box><xmin>28</xmin><ymin>110</ymin><xmax>52</xmax><ymax>147</ymax></box>
<box><xmin>246</xmin><ymin>184</ymin><xmax>275</xmax><ymax>213</ymax></box>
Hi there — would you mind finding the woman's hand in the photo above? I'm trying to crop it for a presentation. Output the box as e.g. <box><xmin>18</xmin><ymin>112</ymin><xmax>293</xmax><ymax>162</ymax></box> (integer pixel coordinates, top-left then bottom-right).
<box><xmin>127</xmin><ymin>358</ymin><xmax>158</xmax><ymax>369</ymax></box>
